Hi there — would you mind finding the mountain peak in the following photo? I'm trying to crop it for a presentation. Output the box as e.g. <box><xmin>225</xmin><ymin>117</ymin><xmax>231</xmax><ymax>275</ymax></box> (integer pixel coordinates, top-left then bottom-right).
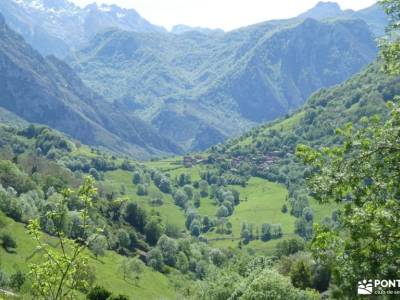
<box><xmin>315</xmin><ymin>1</ymin><xmax>341</xmax><ymax>9</ymax></box>
<box><xmin>298</xmin><ymin>1</ymin><xmax>346</xmax><ymax>20</ymax></box>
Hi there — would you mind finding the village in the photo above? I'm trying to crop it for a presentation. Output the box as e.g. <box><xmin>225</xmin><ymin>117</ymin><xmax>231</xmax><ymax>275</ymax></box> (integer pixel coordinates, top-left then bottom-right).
<box><xmin>182</xmin><ymin>151</ymin><xmax>281</xmax><ymax>173</ymax></box>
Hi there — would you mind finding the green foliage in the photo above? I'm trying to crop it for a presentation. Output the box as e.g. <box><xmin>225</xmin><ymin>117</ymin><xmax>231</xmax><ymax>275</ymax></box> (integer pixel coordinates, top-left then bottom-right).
<box><xmin>176</xmin><ymin>252</ymin><xmax>189</xmax><ymax>274</ymax></box>
<box><xmin>119</xmin><ymin>257</ymin><xmax>144</xmax><ymax>285</ymax></box>
<box><xmin>86</xmin><ymin>286</ymin><xmax>112</xmax><ymax>300</ymax></box>
<box><xmin>0</xmin><ymin>160</ymin><xmax>35</xmax><ymax>194</ymax></box>
<box><xmin>290</xmin><ymin>260</ymin><xmax>313</xmax><ymax>290</ymax></box>
<box><xmin>145</xmin><ymin>218</ymin><xmax>165</xmax><ymax>246</ymax></box>
<box><xmin>380</xmin><ymin>0</ymin><xmax>400</xmax><ymax>74</ymax></box>
<box><xmin>74</xmin><ymin>16</ymin><xmax>378</xmax><ymax>151</ymax></box>
<box><xmin>237</xmin><ymin>269</ymin><xmax>320</xmax><ymax>300</ymax></box>
<box><xmin>297</xmin><ymin>102</ymin><xmax>400</xmax><ymax>297</ymax></box>
<box><xmin>88</xmin><ymin>234</ymin><xmax>108</xmax><ymax>258</ymax></box>
<box><xmin>147</xmin><ymin>248</ymin><xmax>164</xmax><ymax>272</ymax></box>
<box><xmin>27</xmin><ymin>176</ymin><xmax>97</xmax><ymax>300</ymax></box>
<box><xmin>275</xmin><ymin>238</ymin><xmax>305</xmax><ymax>258</ymax></box>
<box><xmin>123</xmin><ymin>202</ymin><xmax>148</xmax><ymax>232</ymax></box>
<box><xmin>9</xmin><ymin>270</ymin><xmax>25</xmax><ymax>291</ymax></box>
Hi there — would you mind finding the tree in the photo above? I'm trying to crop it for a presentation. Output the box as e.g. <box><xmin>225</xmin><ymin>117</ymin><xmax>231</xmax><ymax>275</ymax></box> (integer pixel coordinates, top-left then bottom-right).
<box><xmin>210</xmin><ymin>249</ymin><xmax>226</xmax><ymax>267</ymax></box>
<box><xmin>119</xmin><ymin>257</ymin><xmax>144</xmax><ymax>285</ymax></box>
<box><xmin>294</xmin><ymin>218</ymin><xmax>312</xmax><ymax>240</ymax></box>
<box><xmin>88</xmin><ymin>168</ymin><xmax>100</xmax><ymax>180</ymax></box>
<box><xmin>239</xmin><ymin>269</ymin><xmax>319</xmax><ymax>299</ymax></box>
<box><xmin>178</xmin><ymin>173</ymin><xmax>191</xmax><ymax>186</ymax></box>
<box><xmin>302</xmin><ymin>207</ymin><xmax>313</xmax><ymax>222</ymax></box>
<box><xmin>380</xmin><ymin>0</ymin><xmax>400</xmax><ymax>74</ymax></box>
<box><xmin>117</xmin><ymin>229</ymin><xmax>131</xmax><ymax>251</ymax></box>
<box><xmin>202</xmin><ymin>216</ymin><xmax>211</xmax><ymax>232</ymax></box>
<box><xmin>193</xmin><ymin>191</ymin><xmax>201</xmax><ymax>208</ymax></box>
<box><xmin>88</xmin><ymin>234</ymin><xmax>108</xmax><ymax>259</ymax></box>
<box><xmin>123</xmin><ymin>202</ymin><xmax>147</xmax><ymax>232</ymax></box>
<box><xmin>147</xmin><ymin>248</ymin><xmax>164</xmax><ymax>271</ymax></box>
<box><xmin>132</xmin><ymin>171</ymin><xmax>142</xmax><ymax>184</ymax></box>
<box><xmin>241</xmin><ymin>224</ymin><xmax>251</xmax><ymax>244</ymax></box>
<box><xmin>157</xmin><ymin>235</ymin><xmax>178</xmax><ymax>267</ymax></box>
<box><xmin>281</xmin><ymin>204</ymin><xmax>288</xmax><ymax>213</ymax></box>
<box><xmin>216</xmin><ymin>205</ymin><xmax>229</xmax><ymax>218</ymax></box>
<box><xmin>183</xmin><ymin>185</ymin><xmax>193</xmax><ymax>200</ymax></box>
<box><xmin>136</xmin><ymin>184</ymin><xmax>148</xmax><ymax>196</ymax></box>
<box><xmin>173</xmin><ymin>189</ymin><xmax>188</xmax><ymax>208</ymax></box>
<box><xmin>177</xmin><ymin>252</ymin><xmax>189</xmax><ymax>274</ymax></box>
<box><xmin>297</xmin><ymin>81</ymin><xmax>400</xmax><ymax>295</ymax></box>
<box><xmin>190</xmin><ymin>220</ymin><xmax>201</xmax><ymax>237</ymax></box>
<box><xmin>260</xmin><ymin>223</ymin><xmax>271</xmax><ymax>242</ymax></box>
<box><xmin>271</xmin><ymin>224</ymin><xmax>283</xmax><ymax>239</ymax></box>
<box><xmin>290</xmin><ymin>260</ymin><xmax>313</xmax><ymax>290</ymax></box>
<box><xmin>28</xmin><ymin>176</ymin><xmax>97</xmax><ymax>300</ymax></box>
<box><xmin>145</xmin><ymin>218</ymin><xmax>164</xmax><ymax>246</ymax></box>
<box><xmin>199</xmin><ymin>180</ymin><xmax>209</xmax><ymax>197</ymax></box>
<box><xmin>275</xmin><ymin>238</ymin><xmax>305</xmax><ymax>258</ymax></box>
<box><xmin>159</xmin><ymin>177</ymin><xmax>171</xmax><ymax>193</ymax></box>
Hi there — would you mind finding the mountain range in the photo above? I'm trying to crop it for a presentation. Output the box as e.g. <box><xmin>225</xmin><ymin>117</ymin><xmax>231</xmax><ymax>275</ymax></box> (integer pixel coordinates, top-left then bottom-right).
<box><xmin>298</xmin><ymin>1</ymin><xmax>388</xmax><ymax>35</ymax></box>
<box><xmin>0</xmin><ymin>13</ymin><xmax>181</xmax><ymax>158</ymax></box>
<box><xmin>72</xmin><ymin>16</ymin><xmax>379</xmax><ymax>151</ymax></box>
<box><xmin>0</xmin><ymin>0</ymin><xmax>165</xmax><ymax>57</ymax></box>
<box><xmin>0</xmin><ymin>0</ymin><xmax>390</xmax><ymax>157</ymax></box>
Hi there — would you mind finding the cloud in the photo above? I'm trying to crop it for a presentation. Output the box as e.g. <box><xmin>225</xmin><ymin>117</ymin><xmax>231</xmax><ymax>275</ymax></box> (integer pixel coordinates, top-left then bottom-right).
<box><xmin>70</xmin><ymin>0</ymin><xmax>378</xmax><ymax>30</ymax></box>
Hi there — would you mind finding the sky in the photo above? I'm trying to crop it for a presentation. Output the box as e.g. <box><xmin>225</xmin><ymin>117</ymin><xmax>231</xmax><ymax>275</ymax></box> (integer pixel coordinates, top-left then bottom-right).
<box><xmin>70</xmin><ymin>0</ymin><xmax>378</xmax><ymax>31</ymax></box>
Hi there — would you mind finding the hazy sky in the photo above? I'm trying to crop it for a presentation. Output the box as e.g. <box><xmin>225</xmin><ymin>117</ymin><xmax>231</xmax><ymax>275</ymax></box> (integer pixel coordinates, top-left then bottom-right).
<box><xmin>70</xmin><ymin>0</ymin><xmax>378</xmax><ymax>30</ymax></box>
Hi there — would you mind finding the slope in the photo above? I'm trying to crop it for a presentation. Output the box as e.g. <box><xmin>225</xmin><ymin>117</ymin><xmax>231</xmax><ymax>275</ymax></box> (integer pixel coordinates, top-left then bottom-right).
<box><xmin>0</xmin><ymin>14</ymin><xmax>181</xmax><ymax>158</ymax></box>
<box><xmin>73</xmin><ymin>17</ymin><xmax>378</xmax><ymax>151</ymax></box>
<box><xmin>298</xmin><ymin>2</ymin><xmax>388</xmax><ymax>36</ymax></box>
<box><xmin>0</xmin><ymin>0</ymin><xmax>165</xmax><ymax>57</ymax></box>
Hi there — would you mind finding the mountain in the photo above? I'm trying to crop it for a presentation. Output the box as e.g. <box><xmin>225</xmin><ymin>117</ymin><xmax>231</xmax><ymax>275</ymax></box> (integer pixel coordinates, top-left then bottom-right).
<box><xmin>218</xmin><ymin>59</ymin><xmax>399</xmax><ymax>175</ymax></box>
<box><xmin>73</xmin><ymin>17</ymin><xmax>378</xmax><ymax>151</ymax></box>
<box><xmin>298</xmin><ymin>1</ymin><xmax>347</xmax><ymax>20</ymax></box>
<box><xmin>0</xmin><ymin>0</ymin><xmax>165</xmax><ymax>57</ymax></box>
<box><xmin>0</xmin><ymin>13</ymin><xmax>181</xmax><ymax>158</ymax></box>
<box><xmin>202</xmin><ymin>59</ymin><xmax>399</xmax><ymax>228</ymax></box>
<box><xmin>0</xmin><ymin>107</ymin><xmax>27</xmax><ymax>128</ymax></box>
<box><xmin>298</xmin><ymin>2</ymin><xmax>387</xmax><ymax>36</ymax></box>
<box><xmin>171</xmin><ymin>24</ymin><xmax>224</xmax><ymax>35</ymax></box>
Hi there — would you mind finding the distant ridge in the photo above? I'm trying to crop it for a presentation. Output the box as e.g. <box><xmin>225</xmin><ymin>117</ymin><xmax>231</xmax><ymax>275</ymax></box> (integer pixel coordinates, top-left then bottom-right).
<box><xmin>0</xmin><ymin>14</ymin><xmax>181</xmax><ymax>158</ymax></box>
<box><xmin>298</xmin><ymin>1</ymin><xmax>387</xmax><ymax>36</ymax></box>
<box><xmin>0</xmin><ymin>0</ymin><xmax>166</xmax><ymax>57</ymax></box>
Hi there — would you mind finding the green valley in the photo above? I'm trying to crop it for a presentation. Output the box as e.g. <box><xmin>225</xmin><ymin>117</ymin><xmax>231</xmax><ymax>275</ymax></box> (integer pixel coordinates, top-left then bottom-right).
<box><xmin>0</xmin><ymin>0</ymin><xmax>399</xmax><ymax>299</ymax></box>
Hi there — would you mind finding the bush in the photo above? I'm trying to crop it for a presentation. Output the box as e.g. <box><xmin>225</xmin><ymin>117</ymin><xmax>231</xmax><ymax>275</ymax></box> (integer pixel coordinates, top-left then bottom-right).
<box><xmin>240</xmin><ymin>269</ymin><xmax>319</xmax><ymax>299</ymax></box>
<box><xmin>0</xmin><ymin>161</ymin><xmax>35</xmax><ymax>194</ymax></box>
<box><xmin>86</xmin><ymin>286</ymin><xmax>112</xmax><ymax>300</ymax></box>
<box><xmin>290</xmin><ymin>260</ymin><xmax>313</xmax><ymax>290</ymax></box>
<box><xmin>10</xmin><ymin>271</ymin><xmax>25</xmax><ymax>291</ymax></box>
<box><xmin>1</xmin><ymin>233</ymin><xmax>17</xmax><ymax>251</ymax></box>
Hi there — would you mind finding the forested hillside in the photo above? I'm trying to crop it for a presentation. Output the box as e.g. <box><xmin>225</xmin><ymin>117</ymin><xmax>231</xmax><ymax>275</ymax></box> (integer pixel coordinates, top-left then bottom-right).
<box><xmin>0</xmin><ymin>13</ymin><xmax>181</xmax><ymax>158</ymax></box>
<box><xmin>73</xmin><ymin>17</ymin><xmax>378</xmax><ymax>151</ymax></box>
<box><xmin>0</xmin><ymin>1</ymin><xmax>399</xmax><ymax>299</ymax></box>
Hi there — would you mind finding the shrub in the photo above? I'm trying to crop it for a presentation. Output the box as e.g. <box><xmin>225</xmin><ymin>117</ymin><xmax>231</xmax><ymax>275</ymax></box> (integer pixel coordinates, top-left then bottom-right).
<box><xmin>86</xmin><ymin>286</ymin><xmax>112</xmax><ymax>300</ymax></box>
<box><xmin>1</xmin><ymin>233</ymin><xmax>17</xmax><ymax>251</ymax></box>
